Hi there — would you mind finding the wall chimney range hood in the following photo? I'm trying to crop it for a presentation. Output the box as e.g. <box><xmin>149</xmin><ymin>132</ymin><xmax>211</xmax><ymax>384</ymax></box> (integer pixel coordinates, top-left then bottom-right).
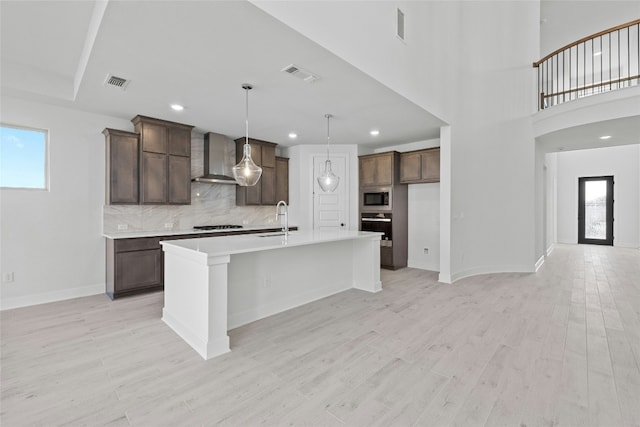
<box><xmin>192</xmin><ymin>132</ymin><xmax>238</xmax><ymax>184</ymax></box>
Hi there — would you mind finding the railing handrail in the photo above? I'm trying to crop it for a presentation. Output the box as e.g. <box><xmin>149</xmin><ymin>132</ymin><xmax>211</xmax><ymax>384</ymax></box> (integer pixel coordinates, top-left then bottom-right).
<box><xmin>533</xmin><ymin>18</ymin><xmax>640</xmax><ymax>67</ymax></box>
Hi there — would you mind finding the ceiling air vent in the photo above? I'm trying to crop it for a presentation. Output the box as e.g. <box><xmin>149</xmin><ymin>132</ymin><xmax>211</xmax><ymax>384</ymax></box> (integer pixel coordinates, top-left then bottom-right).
<box><xmin>281</xmin><ymin>64</ymin><xmax>320</xmax><ymax>83</ymax></box>
<box><xmin>104</xmin><ymin>74</ymin><xmax>130</xmax><ymax>90</ymax></box>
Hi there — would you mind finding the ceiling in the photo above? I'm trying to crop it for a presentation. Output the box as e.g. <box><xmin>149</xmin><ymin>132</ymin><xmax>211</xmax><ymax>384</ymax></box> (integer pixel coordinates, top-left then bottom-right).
<box><xmin>536</xmin><ymin>116</ymin><xmax>640</xmax><ymax>153</ymax></box>
<box><xmin>0</xmin><ymin>0</ymin><xmax>445</xmax><ymax>148</ymax></box>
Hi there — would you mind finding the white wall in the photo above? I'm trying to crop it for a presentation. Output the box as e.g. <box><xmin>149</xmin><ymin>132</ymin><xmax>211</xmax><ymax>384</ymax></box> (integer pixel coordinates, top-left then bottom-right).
<box><xmin>556</xmin><ymin>145</ymin><xmax>640</xmax><ymax>247</ymax></box>
<box><xmin>0</xmin><ymin>97</ymin><xmax>130</xmax><ymax>309</ymax></box>
<box><xmin>407</xmin><ymin>183</ymin><xmax>440</xmax><ymax>271</ymax></box>
<box><xmin>545</xmin><ymin>152</ymin><xmax>558</xmax><ymax>254</ymax></box>
<box><xmin>448</xmin><ymin>1</ymin><xmax>539</xmax><ymax>280</ymax></box>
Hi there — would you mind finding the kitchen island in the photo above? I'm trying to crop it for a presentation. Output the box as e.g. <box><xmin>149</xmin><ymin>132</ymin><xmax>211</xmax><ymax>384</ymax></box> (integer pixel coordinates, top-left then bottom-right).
<box><xmin>160</xmin><ymin>230</ymin><xmax>382</xmax><ymax>360</ymax></box>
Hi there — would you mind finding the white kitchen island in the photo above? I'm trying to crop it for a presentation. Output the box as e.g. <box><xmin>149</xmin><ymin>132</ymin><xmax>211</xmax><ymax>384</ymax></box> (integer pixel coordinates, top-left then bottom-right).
<box><xmin>160</xmin><ymin>230</ymin><xmax>382</xmax><ymax>360</ymax></box>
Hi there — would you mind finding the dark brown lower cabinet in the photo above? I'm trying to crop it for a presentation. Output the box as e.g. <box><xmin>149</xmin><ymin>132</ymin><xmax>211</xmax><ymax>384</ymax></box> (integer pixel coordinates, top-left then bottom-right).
<box><xmin>106</xmin><ymin>227</ymin><xmax>299</xmax><ymax>299</ymax></box>
<box><xmin>106</xmin><ymin>237</ymin><xmax>163</xmax><ymax>299</ymax></box>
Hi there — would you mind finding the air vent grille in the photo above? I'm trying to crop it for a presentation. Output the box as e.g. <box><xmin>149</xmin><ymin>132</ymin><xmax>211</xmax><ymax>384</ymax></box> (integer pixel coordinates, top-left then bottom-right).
<box><xmin>104</xmin><ymin>74</ymin><xmax>130</xmax><ymax>90</ymax></box>
<box><xmin>281</xmin><ymin>64</ymin><xmax>320</xmax><ymax>83</ymax></box>
<box><xmin>397</xmin><ymin>8</ymin><xmax>405</xmax><ymax>40</ymax></box>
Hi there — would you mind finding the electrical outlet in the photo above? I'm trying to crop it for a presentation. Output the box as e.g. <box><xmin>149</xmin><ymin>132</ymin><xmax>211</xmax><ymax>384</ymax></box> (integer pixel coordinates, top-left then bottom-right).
<box><xmin>164</xmin><ymin>223</ymin><xmax>174</xmax><ymax>229</ymax></box>
<box><xmin>2</xmin><ymin>272</ymin><xmax>14</xmax><ymax>283</ymax></box>
<box><xmin>117</xmin><ymin>224</ymin><xmax>128</xmax><ymax>231</ymax></box>
<box><xmin>423</xmin><ymin>248</ymin><xmax>429</xmax><ymax>254</ymax></box>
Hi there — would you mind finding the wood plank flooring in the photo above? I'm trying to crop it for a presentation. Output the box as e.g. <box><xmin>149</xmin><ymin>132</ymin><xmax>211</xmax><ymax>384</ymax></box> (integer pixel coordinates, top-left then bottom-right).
<box><xmin>1</xmin><ymin>243</ymin><xmax>639</xmax><ymax>426</ymax></box>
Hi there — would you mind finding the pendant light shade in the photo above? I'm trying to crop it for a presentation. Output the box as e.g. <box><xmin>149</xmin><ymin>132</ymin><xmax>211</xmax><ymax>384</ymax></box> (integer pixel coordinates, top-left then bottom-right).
<box><xmin>232</xmin><ymin>84</ymin><xmax>262</xmax><ymax>186</ymax></box>
<box><xmin>317</xmin><ymin>114</ymin><xmax>340</xmax><ymax>192</ymax></box>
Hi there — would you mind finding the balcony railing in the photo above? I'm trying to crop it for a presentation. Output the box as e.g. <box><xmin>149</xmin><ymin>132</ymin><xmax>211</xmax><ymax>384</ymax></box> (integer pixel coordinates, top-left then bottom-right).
<box><xmin>534</xmin><ymin>19</ymin><xmax>640</xmax><ymax>110</ymax></box>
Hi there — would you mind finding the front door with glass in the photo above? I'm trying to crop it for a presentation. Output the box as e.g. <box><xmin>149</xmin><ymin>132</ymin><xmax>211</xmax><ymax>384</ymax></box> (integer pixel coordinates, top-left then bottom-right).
<box><xmin>578</xmin><ymin>176</ymin><xmax>614</xmax><ymax>246</ymax></box>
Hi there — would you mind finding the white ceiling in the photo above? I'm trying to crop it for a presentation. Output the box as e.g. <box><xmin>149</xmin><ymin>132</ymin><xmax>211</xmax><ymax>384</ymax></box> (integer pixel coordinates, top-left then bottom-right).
<box><xmin>0</xmin><ymin>0</ymin><xmax>444</xmax><ymax>148</ymax></box>
<box><xmin>536</xmin><ymin>116</ymin><xmax>640</xmax><ymax>153</ymax></box>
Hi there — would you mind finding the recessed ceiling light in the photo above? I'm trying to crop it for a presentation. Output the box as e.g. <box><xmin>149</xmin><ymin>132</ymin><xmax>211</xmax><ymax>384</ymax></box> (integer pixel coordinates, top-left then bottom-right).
<box><xmin>600</xmin><ymin>135</ymin><xmax>612</xmax><ymax>140</ymax></box>
<box><xmin>370</xmin><ymin>130</ymin><xmax>380</xmax><ymax>136</ymax></box>
<box><xmin>170</xmin><ymin>104</ymin><xmax>184</xmax><ymax>111</ymax></box>
<box><xmin>288</xmin><ymin>132</ymin><xmax>297</xmax><ymax>139</ymax></box>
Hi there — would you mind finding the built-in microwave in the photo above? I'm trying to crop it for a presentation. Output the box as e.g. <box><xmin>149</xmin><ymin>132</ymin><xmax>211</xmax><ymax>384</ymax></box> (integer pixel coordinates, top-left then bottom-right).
<box><xmin>360</xmin><ymin>187</ymin><xmax>392</xmax><ymax>211</ymax></box>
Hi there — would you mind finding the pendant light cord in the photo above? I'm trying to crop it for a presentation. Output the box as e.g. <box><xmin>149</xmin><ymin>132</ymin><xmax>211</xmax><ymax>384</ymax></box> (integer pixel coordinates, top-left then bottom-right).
<box><xmin>325</xmin><ymin>114</ymin><xmax>332</xmax><ymax>161</ymax></box>
<box><xmin>242</xmin><ymin>84</ymin><xmax>252</xmax><ymax>147</ymax></box>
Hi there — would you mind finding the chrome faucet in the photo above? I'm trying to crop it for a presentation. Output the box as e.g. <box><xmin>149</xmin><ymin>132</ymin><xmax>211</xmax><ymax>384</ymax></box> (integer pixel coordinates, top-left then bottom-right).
<box><xmin>275</xmin><ymin>200</ymin><xmax>289</xmax><ymax>235</ymax></box>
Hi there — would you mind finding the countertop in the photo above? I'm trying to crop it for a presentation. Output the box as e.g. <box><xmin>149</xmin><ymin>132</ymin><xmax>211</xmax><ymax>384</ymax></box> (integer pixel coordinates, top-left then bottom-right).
<box><xmin>161</xmin><ymin>230</ymin><xmax>383</xmax><ymax>259</ymax></box>
<box><xmin>103</xmin><ymin>224</ymin><xmax>294</xmax><ymax>240</ymax></box>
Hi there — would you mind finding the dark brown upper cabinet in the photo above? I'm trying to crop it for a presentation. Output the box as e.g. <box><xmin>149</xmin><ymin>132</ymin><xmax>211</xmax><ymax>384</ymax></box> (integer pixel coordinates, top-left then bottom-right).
<box><xmin>235</xmin><ymin>138</ymin><xmax>281</xmax><ymax>206</ymax></box>
<box><xmin>275</xmin><ymin>157</ymin><xmax>289</xmax><ymax>204</ymax></box>
<box><xmin>399</xmin><ymin>148</ymin><xmax>440</xmax><ymax>184</ymax></box>
<box><xmin>132</xmin><ymin>115</ymin><xmax>194</xmax><ymax>205</ymax></box>
<box><xmin>359</xmin><ymin>151</ymin><xmax>398</xmax><ymax>187</ymax></box>
<box><xmin>103</xmin><ymin>128</ymin><xmax>140</xmax><ymax>204</ymax></box>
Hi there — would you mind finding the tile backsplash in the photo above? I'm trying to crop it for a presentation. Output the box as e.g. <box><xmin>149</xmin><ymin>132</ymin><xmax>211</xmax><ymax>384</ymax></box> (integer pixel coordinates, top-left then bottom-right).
<box><xmin>103</xmin><ymin>133</ymin><xmax>278</xmax><ymax>234</ymax></box>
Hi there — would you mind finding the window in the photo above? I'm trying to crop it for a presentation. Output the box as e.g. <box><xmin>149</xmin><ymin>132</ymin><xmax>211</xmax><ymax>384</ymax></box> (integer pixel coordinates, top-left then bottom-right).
<box><xmin>0</xmin><ymin>124</ymin><xmax>48</xmax><ymax>190</ymax></box>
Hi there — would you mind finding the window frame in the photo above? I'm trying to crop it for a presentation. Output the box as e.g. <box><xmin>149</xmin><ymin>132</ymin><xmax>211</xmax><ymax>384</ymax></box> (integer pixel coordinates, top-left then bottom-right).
<box><xmin>0</xmin><ymin>123</ymin><xmax>50</xmax><ymax>191</ymax></box>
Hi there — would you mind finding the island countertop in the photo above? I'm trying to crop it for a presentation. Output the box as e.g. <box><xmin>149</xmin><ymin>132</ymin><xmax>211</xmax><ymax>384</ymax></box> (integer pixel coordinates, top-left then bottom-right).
<box><xmin>160</xmin><ymin>229</ymin><xmax>383</xmax><ymax>259</ymax></box>
<box><xmin>102</xmin><ymin>224</ymin><xmax>297</xmax><ymax>240</ymax></box>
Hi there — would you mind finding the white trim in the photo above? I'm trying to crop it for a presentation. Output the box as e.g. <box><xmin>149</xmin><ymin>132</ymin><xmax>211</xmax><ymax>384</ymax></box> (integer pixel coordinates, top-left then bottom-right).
<box><xmin>614</xmin><ymin>241</ymin><xmax>640</xmax><ymax>249</ymax></box>
<box><xmin>546</xmin><ymin>243</ymin><xmax>555</xmax><ymax>257</ymax></box>
<box><xmin>449</xmin><ymin>264</ymin><xmax>536</xmax><ymax>284</ymax></box>
<box><xmin>1</xmin><ymin>283</ymin><xmax>104</xmax><ymax>311</ymax></box>
<box><xmin>535</xmin><ymin>255</ymin><xmax>545</xmax><ymax>272</ymax></box>
<box><xmin>438</xmin><ymin>273</ymin><xmax>452</xmax><ymax>284</ymax></box>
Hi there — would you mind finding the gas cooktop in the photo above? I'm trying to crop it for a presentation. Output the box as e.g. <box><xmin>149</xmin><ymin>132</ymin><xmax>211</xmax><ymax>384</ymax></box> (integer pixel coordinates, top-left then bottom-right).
<box><xmin>193</xmin><ymin>225</ymin><xmax>243</xmax><ymax>231</ymax></box>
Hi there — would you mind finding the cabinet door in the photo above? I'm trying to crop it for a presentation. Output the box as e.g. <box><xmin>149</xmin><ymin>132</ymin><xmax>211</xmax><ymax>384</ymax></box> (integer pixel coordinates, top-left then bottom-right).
<box><xmin>115</xmin><ymin>249</ymin><xmax>162</xmax><ymax>291</ymax></box>
<box><xmin>141</xmin><ymin>122</ymin><xmax>167</xmax><ymax>153</ymax></box>
<box><xmin>168</xmin><ymin>127</ymin><xmax>191</xmax><ymax>157</ymax></box>
<box><xmin>374</xmin><ymin>155</ymin><xmax>393</xmax><ymax>186</ymax></box>
<box><xmin>421</xmin><ymin>149</ymin><xmax>440</xmax><ymax>182</ymax></box>
<box><xmin>108</xmin><ymin>132</ymin><xmax>139</xmax><ymax>204</ymax></box>
<box><xmin>168</xmin><ymin>155</ymin><xmax>191</xmax><ymax>204</ymax></box>
<box><xmin>359</xmin><ymin>157</ymin><xmax>378</xmax><ymax>187</ymax></box>
<box><xmin>275</xmin><ymin>157</ymin><xmax>289</xmax><ymax>203</ymax></box>
<box><xmin>141</xmin><ymin>152</ymin><xmax>167</xmax><ymax>204</ymax></box>
<box><xmin>400</xmin><ymin>152</ymin><xmax>422</xmax><ymax>183</ymax></box>
<box><xmin>260</xmin><ymin>167</ymin><xmax>276</xmax><ymax>205</ymax></box>
<box><xmin>260</xmin><ymin>143</ymin><xmax>276</xmax><ymax>168</ymax></box>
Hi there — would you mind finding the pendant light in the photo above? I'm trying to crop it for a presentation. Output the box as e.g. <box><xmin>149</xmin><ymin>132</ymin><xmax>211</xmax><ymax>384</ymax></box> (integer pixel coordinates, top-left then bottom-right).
<box><xmin>317</xmin><ymin>114</ymin><xmax>340</xmax><ymax>192</ymax></box>
<box><xmin>232</xmin><ymin>84</ymin><xmax>262</xmax><ymax>186</ymax></box>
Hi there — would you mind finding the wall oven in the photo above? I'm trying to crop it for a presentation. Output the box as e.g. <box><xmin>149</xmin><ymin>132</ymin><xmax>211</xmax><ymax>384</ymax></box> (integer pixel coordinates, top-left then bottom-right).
<box><xmin>360</xmin><ymin>213</ymin><xmax>392</xmax><ymax>246</ymax></box>
<box><xmin>360</xmin><ymin>186</ymin><xmax>392</xmax><ymax>212</ymax></box>
<box><xmin>361</xmin><ymin>212</ymin><xmax>394</xmax><ymax>267</ymax></box>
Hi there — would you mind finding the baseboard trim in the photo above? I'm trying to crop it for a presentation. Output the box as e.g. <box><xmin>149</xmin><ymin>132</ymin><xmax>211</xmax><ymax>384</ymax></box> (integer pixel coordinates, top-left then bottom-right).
<box><xmin>449</xmin><ymin>264</ymin><xmax>535</xmax><ymax>284</ymax></box>
<box><xmin>407</xmin><ymin>258</ymin><xmax>440</xmax><ymax>272</ymax></box>
<box><xmin>546</xmin><ymin>243</ymin><xmax>555</xmax><ymax>257</ymax></box>
<box><xmin>614</xmin><ymin>241</ymin><xmax>640</xmax><ymax>248</ymax></box>
<box><xmin>1</xmin><ymin>283</ymin><xmax>104</xmax><ymax>311</ymax></box>
<box><xmin>438</xmin><ymin>273</ymin><xmax>452</xmax><ymax>284</ymax></box>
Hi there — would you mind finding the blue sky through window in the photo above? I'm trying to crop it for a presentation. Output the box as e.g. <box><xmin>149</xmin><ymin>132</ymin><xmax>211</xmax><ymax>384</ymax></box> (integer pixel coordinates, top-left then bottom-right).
<box><xmin>0</xmin><ymin>125</ymin><xmax>48</xmax><ymax>189</ymax></box>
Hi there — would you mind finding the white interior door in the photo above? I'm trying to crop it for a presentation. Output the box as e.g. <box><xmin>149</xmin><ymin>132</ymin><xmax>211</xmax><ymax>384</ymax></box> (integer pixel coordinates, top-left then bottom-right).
<box><xmin>313</xmin><ymin>155</ymin><xmax>347</xmax><ymax>231</ymax></box>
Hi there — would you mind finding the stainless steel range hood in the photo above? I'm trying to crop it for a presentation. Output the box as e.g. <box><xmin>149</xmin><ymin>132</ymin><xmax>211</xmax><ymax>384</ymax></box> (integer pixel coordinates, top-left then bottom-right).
<box><xmin>192</xmin><ymin>132</ymin><xmax>238</xmax><ymax>184</ymax></box>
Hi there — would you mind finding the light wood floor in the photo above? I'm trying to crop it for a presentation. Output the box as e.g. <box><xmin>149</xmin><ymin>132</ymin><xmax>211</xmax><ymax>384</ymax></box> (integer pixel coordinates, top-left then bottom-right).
<box><xmin>2</xmin><ymin>244</ymin><xmax>639</xmax><ymax>426</ymax></box>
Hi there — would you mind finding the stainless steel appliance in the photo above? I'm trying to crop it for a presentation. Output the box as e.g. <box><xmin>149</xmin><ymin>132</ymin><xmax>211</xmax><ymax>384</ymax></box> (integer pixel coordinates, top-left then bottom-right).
<box><xmin>361</xmin><ymin>213</ymin><xmax>395</xmax><ymax>267</ymax></box>
<box><xmin>193</xmin><ymin>225</ymin><xmax>243</xmax><ymax>231</ymax></box>
<box><xmin>360</xmin><ymin>186</ymin><xmax>392</xmax><ymax>211</ymax></box>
